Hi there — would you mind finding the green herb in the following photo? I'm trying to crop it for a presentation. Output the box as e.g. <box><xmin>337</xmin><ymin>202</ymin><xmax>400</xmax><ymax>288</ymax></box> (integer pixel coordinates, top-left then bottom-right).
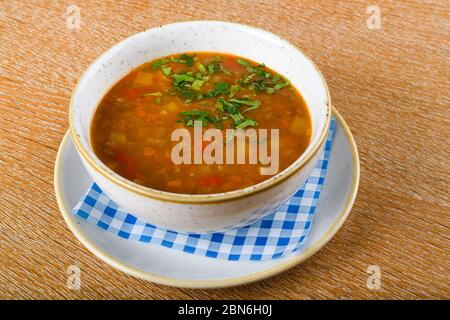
<box><xmin>228</xmin><ymin>98</ymin><xmax>260</xmax><ymax>108</ymax></box>
<box><xmin>243</xmin><ymin>105</ymin><xmax>260</xmax><ymax>113</ymax></box>
<box><xmin>229</xmin><ymin>112</ymin><xmax>244</xmax><ymax>124</ymax></box>
<box><xmin>191</xmin><ymin>79</ymin><xmax>205</xmax><ymax>91</ymax></box>
<box><xmin>272</xmin><ymin>75</ymin><xmax>281</xmax><ymax>82</ymax></box>
<box><xmin>236</xmin><ymin>58</ymin><xmax>270</xmax><ymax>78</ymax></box>
<box><xmin>171</xmin><ymin>54</ymin><xmax>195</xmax><ymax>67</ymax></box>
<box><xmin>229</xmin><ymin>84</ymin><xmax>239</xmax><ymax>97</ymax></box>
<box><xmin>198</xmin><ymin>63</ymin><xmax>207</xmax><ymax>73</ymax></box>
<box><xmin>153</xmin><ymin>54</ymin><xmax>196</xmax><ymax>71</ymax></box>
<box><xmin>215</xmin><ymin>97</ymin><xmax>260</xmax><ymax>128</ymax></box>
<box><xmin>205</xmin><ymin>82</ymin><xmax>230</xmax><ymax>98</ymax></box>
<box><xmin>152</xmin><ymin>58</ymin><xmax>169</xmax><ymax>69</ymax></box>
<box><xmin>173</xmin><ymin>73</ymin><xmax>196</xmax><ymax>85</ymax></box>
<box><xmin>161</xmin><ymin>66</ymin><xmax>171</xmax><ymax>76</ymax></box>
<box><xmin>273</xmin><ymin>79</ymin><xmax>290</xmax><ymax>90</ymax></box>
<box><xmin>266</xmin><ymin>78</ymin><xmax>290</xmax><ymax>94</ymax></box>
<box><xmin>207</xmin><ymin>62</ymin><xmax>221</xmax><ymax>74</ymax></box>
<box><xmin>215</xmin><ymin>82</ymin><xmax>230</xmax><ymax>95</ymax></box>
<box><xmin>235</xmin><ymin>119</ymin><xmax>257</xmax><ymax>129</ymax></box>
<box><xmin>266</xmin><ymin>87</ymin><xmax>275</xmax><ymax>94</ymax></box>
<box><xmin>142</xmin><ymin>92</ymin><xmax>163</xmax><ymax>97</ymax></box>
<box><xmin>236</xmin><ymin>58</ymin><xmax>292</xmax><ymax>94</ymax></box>
<box><xmin>242</xmin><ymin>73</ymin><xmax>256</xmax><ymax>85</ymax></box>
<box><xmin>172</xmin><ymin>72</ymin><xmax>196</xmax><ymax>101</ymax></box>
<box><xmin>177</xmin><ymin>110</ymin><xmax>221</xmax><ymax>128</ymax></box>
<box><xmin>155</xmin><ymin>97</ymin><xmax>161</xmax><ymax>104</ymax></box>
<box><xmin>222</xmin><ymin>68</ymin><xmax>232</xmax><ymax>76</ymax></box>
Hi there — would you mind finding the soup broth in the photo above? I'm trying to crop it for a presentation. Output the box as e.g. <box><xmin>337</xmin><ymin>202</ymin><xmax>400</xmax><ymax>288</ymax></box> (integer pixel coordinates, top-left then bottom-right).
<box><xmin>91</xmin><ymin>52</ymin><xmax>311</xmax><ymax>194</ymax></box>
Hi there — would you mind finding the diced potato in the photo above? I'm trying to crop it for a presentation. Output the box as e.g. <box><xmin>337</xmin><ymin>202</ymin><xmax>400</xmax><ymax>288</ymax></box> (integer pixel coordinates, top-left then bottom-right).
<box><xmin>110</xmin><ymin>131</ymin><xmax>127</xmax><ymax>143</ymax></box>
<box><xmin>290</xmin><ymin>116</ymin><xmax>307</xmax><ymax>134</ymax></box>
<box><xmin>164</xmin><ymin>102</ymin><xmax>178</xmax><ymax>112</ymax></box>
<box><xmin>132</xmin><ymin>72</ymin><xmax>153</xmax><ymax>87</ymax></box>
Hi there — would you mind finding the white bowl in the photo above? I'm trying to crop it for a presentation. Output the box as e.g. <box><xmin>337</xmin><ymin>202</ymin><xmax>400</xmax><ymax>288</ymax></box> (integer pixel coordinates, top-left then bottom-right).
<box><xmin>69</xmin><ymin>21</ymin><xmax>331</xmax><ymax>233</ymax></box>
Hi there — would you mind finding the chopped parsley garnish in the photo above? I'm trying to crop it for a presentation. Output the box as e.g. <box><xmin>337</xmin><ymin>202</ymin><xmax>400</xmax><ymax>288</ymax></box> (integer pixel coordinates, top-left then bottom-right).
<box><xmin>207</xmin><ymin>61</ymin><xmax>221</xmax><ymax>74</ymax></box>
<box><xmin>149</xmin><ymin>54</ymin><xmax>289</xmax><ymax>128</ymax></box>
<box><xmin>229</xmin><ymin>84</ymin><xmax>239</xmax><ymax>97</ymax></box>
<box><xmin>161</xmin><ymin>66</ymin><xmax>171</xmax><ymax>76</ymax></box>
<box><xmin>151</xmin><ymin>54</ymin><xmax>195</xmax><ymax>70</ymax></box>
<box><xmin>205</xmin><ymin>82</ymin><xmax>230</xmax><ymax>98</ymax></box>
<box><xmin>142</xmin><ymin>92</ymin><xmax>162</xmax><ymax>97</ymax></box>
<box><xmin>236</xmin><ymin>59</ymin><xmax>270</xmax><ymax>78</ymax></box>
<box><xmin>235</xmin><ymin>119</ymin><xmax>257</xmax><ymax>129</ymax></box>
<box><xmin>236</xmin><ymin>59</ymin><xmax>290</xmax><ymax>94</ymax></box>
<box><xmin>171</xmin><ymin>53</ymin><xmax>195</xmax><ymax>67</ymax></box>
<box><xmin>228</xmin><ymin>98</ymin><xmax>260</xmax><ymax>108</ymax></box>
<box><xmin>216</xmin><ymin>97</ymin><xmax>260</xmax><ymax>129</ymax></box>
<box><xmin>151</xmin><ymin>58</ymin><xmax>169</xmax><ymax>69</ymax></box>
<box><xmin>272</xmin><ymin>75</ymin><xmax>281</xmax><ymax>82</ymax></box>
<box><xmin>171</xmin><ymin>72</ymin><xmax>197</xmax><ymax>101</ymax></box>
<box><xmin>191</xmin><ymin>79</ymin><xmax>205</xmax><ymax>91</ymax></box>
<box><xmin>198</xmin><ymin>63</ymin><xmax>207</xmax><ymax>74</ymax></box>
<box><xmin>177</xmin><ymin>110</ymin><xmax>221</xmax><ymax>128</ymax></box>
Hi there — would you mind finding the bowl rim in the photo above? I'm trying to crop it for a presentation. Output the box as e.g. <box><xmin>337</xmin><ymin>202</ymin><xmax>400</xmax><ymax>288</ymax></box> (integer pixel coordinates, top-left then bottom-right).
<box><xmin>69</xmin><ymin>20</ymin><xmax>332</xmax><ymax>204</ymax></box>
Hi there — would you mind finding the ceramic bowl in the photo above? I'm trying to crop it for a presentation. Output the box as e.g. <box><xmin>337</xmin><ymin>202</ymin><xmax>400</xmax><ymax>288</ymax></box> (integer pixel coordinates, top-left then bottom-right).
<box><xmin>69</xmin><ymin>21</ymin><xmax>331</xmax><ymax>233</ymax></box>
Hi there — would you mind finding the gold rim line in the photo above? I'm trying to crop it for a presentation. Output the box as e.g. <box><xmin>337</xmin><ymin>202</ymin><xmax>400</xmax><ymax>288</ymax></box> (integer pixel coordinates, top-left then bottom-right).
<box><xmin>54</xmin><ymin>107</ymin><xmax>360</xmax><ymax>289</ymax></box>
<box><xmin>68</xmin><ymin>20</ymin><xmax>332</xmax><ymax>204</ymax></box>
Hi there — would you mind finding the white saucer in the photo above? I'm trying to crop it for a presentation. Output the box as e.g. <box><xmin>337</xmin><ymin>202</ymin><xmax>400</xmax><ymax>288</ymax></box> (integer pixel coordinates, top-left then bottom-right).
<box><xmin>54</xmin><ymin>108</ymin><xmax>359</xmax><ymax>288</ymax></box>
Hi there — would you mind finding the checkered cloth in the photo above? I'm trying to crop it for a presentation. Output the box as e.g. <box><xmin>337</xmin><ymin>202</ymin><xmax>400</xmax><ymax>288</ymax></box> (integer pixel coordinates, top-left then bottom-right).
<box><xmin>72</xmin><ymin>118</ymin><xmax>335</xmax><ymax>261</ymax></box>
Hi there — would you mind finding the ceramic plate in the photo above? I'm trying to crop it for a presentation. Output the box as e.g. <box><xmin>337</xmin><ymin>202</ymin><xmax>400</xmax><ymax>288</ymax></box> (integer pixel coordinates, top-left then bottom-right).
<box><xmin>54</xmin><ymin>108</ymin><xmax>359</xmax><ymax>288</ymax></box>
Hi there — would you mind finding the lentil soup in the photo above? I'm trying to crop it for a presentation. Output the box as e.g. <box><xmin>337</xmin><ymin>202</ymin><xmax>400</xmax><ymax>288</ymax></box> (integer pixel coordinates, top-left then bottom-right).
<box><xmin>91</xmin><ymin>52</ymin><xmax>311</xmax><ymax>194</ymax></box>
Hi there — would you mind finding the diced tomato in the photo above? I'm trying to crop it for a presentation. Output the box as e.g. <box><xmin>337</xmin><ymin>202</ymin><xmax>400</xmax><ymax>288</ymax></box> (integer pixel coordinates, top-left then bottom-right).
<box><xmin>199</xmin><ymin>174</ymin><xmax>224</xmax><ymax>187</ymax></box>
<box><xmin>135</xmin><ymin>105</ymin><xmax>147</xmax><ymax>118</ymax></box>
<box><xmin>221</xmin><ymin>58</ymin><xmax>241</xmax><ymax>73</ymax></box>
<box><xmin>121</xmin><ymin>88</ymin><xmax>140</xmax><ymax>100</ymax></box>
<box><xmin>114</xmin><ymin>152</ymin><xmax>137</xmax><ymax>178</ymax></box>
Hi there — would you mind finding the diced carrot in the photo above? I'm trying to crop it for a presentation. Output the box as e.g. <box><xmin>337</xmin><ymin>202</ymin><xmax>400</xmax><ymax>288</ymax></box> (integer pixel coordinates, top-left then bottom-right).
<box><xmin>290</xmin><ymin>116</ymin><xmax>307</xmax><ymax>134</ymax></box>
<box><xmin>114</xmin><ymin>152</ymin><xmax>137</xmax><ymax>178</ymax></box>
<box><xmin>135</xmin><ymin>105</ymin><xmax>147</xmax><ymax>118</ymax></box>
<box><xmin>199</xmin><ymin>174</ymin><xmax>224</xmax><ymax>187</ymax></box>
<box><xmin>121</xmin><ymin>88</ymin><xmax>140</xmax><ymax>100</ymax></box>
<box><xmin>221</xmin><ymin>58</ymin><xmax>241</xmax><ymax>73</ymax></box>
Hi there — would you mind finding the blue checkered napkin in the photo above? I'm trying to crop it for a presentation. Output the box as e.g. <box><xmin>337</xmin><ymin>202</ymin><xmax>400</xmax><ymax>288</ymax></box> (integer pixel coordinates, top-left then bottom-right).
<box><xmin>72</xmin><ymin>118</ymin><xmax>335</xmax><ymax>261</ymax></box>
